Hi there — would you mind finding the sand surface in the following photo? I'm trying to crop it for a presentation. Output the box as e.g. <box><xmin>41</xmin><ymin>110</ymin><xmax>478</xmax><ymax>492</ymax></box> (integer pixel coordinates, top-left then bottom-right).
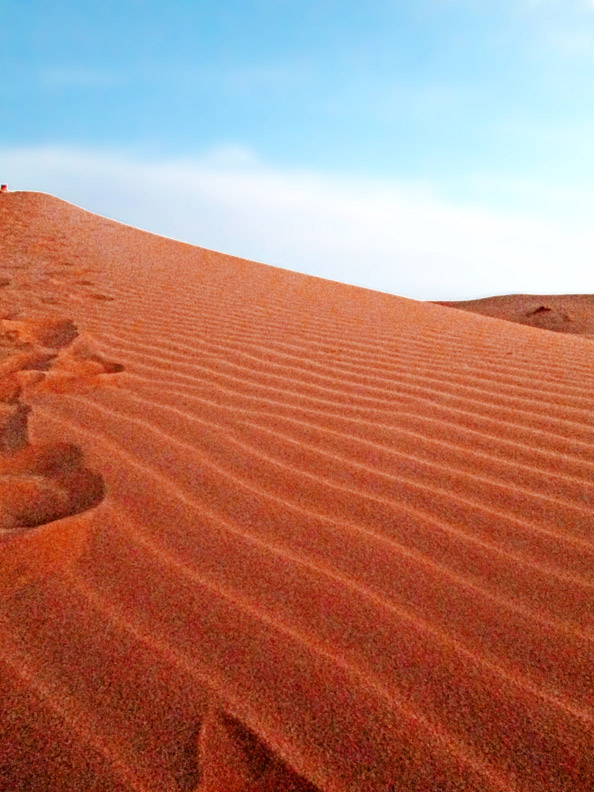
<box><xmin>1</xmin><ymin>191</ymin><xmax>593</xmax><ymax>791</ymax></box>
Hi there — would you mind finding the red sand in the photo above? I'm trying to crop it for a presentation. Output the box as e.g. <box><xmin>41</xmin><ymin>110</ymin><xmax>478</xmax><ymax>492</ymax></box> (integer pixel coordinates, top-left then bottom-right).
<box><xmin>1</xmin><ymin>192</ymin><xmax>593</xmax><ymax>791</ymax></box>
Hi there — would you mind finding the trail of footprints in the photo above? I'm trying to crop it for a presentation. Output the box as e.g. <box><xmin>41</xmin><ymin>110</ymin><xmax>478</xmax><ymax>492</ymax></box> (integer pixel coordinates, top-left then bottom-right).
<box><xmin>0</xmin><ymin>315</ymin><xmax>123</xmax><ymax>535</ymax></box>
<box><xmin>0</xmin><ymin>253</ymin><xmax>115</xmax><ymax>310</ymax></box>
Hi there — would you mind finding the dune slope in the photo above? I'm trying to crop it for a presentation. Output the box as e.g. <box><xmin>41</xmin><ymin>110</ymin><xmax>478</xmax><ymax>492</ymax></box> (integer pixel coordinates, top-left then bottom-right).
<box><xmin>1</xmin><ymin>192</ymin><xmax>593</xmax><ymax>792</ymax></box>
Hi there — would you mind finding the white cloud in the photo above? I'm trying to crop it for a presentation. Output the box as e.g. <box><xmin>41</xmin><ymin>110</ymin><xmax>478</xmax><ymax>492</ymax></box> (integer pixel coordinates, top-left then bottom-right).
<box><xmin>2</xmin><ymin>143</ymin><xmax>594</xmax><ymax>300</ymax></box>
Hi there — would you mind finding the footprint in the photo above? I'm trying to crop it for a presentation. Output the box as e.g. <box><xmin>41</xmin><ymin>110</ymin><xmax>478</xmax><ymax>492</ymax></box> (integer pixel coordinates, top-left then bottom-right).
<box><xmin>0</xmin><ymin>374</ymin><xmax>21</xmax><ymax>404</ymax></box>
<box><xmin>0</xmin><ymin>436</ymin><xmax>105</xmax><ymax>533</ymax></box>
<box><xmin>56</xmin><ymin>339</ymin><xmax>125</xmax><ymax>375</ymax></box>
<box><xmin>8</xmin><ymin>349</ymin><xmax>56</xmax><ymax>371</ymax></box>
<box><xmin>53</xmin><ymin>466</ymin><xmax>105</xmax><ymax>516</ymax></box>
<box><xmin>0</xmin><ymin>442</ymin><xmax>83</xmax><ymax>477</ymax></box>
<box><xmin>0</xmin><ymin>277</ymin><xmax>10</xmax><ymax>288</ymax></box>
<box><xmin>89</xmin><ymin>293</ymin><xmax>115</xmax><ymax>301</ymax></box>
<box><xmin>195</xmin><ymin>705</ymin><xmax>320</xmax><ymax>792</ymax></box>
<box><xmin>74</xmin><ymin>352</ymin><xmax>124</xmax><ymax>374</ymax></box>
<box><xmin>1</xmin><ymin>317</ymin><xmax>78</xmax><ymax>348</ymax></box>
<box><xmin>0</xmin><ymin>403</ymin><xmax>30</xmax><ymax>452</ymax></box>
<box><xmin>0</xmin><ymin>476</ymin><xmax>71</xmax><ymax>530</ymax></box>
<box><xmin>0</xmin><ymin>321</ymin><xmax>124</xmax><ymax>397</ymax></box>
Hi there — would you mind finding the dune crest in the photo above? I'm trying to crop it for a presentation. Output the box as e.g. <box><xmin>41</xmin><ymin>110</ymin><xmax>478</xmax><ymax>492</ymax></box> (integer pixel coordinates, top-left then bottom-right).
<box><xmin>1</xmin><ymin>191</ymin><xmax>593</xmax><ymax>791</ymax></box>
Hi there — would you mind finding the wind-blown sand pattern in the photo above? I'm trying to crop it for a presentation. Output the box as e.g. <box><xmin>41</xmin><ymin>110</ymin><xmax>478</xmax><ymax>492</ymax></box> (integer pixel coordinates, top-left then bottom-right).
<box><xmin>1</xmin><ymin>191</ymin><xmax>593</xmax><ymax>791</ymax></box>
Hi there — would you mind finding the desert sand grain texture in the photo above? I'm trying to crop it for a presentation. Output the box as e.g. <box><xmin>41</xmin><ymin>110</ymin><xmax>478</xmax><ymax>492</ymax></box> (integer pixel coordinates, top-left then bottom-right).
<box><xmin>1</xmin><ymin>192</ymin><xmax>593</xmax><ymax>791</ymax></box>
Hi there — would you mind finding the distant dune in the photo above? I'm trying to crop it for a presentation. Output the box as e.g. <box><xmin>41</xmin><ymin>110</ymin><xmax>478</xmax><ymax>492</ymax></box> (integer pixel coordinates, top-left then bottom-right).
<box><xmin>436</xmin><ymin>294</ymin><xmax>594</xmax><ymax>338</ymax></box>
<box><xmin>1</xmin><ymin>191</ymin><xmax>593</xmax><ymax>791</ymax></box>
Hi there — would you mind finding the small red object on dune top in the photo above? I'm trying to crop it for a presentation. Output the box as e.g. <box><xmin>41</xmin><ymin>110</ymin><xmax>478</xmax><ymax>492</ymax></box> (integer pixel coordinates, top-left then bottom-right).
<box><xmin>0</xmin><ymin>185</ymin><xmax>7</xmax><ymax>193</ymax></box>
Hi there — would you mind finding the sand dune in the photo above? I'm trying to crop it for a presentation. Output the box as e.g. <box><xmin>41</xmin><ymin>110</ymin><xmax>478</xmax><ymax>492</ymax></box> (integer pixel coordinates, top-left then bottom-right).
<box><xmin>1</xmin><ymin>191</ymin><xmax>593</xmax><ymax>791</ymax></box>
<box><xmin>436</xmin><ymin>294</ymin><xmax>594</xmax><ymax>337</ymax></box>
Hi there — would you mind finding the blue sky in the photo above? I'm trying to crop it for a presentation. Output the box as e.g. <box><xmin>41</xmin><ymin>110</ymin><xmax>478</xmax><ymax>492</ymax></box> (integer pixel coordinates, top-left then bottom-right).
<box><xmin>2</xmin><ymin>0</ymin><xmax>594</xmax><ymax>299</ymax></box>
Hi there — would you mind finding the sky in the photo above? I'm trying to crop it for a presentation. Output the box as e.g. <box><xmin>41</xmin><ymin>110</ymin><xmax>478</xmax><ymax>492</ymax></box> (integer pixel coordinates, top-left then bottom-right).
<box><xmin>2</xmin><ymin>0</ymin><xmax>594</xmax><ymax>299</ymax></box>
